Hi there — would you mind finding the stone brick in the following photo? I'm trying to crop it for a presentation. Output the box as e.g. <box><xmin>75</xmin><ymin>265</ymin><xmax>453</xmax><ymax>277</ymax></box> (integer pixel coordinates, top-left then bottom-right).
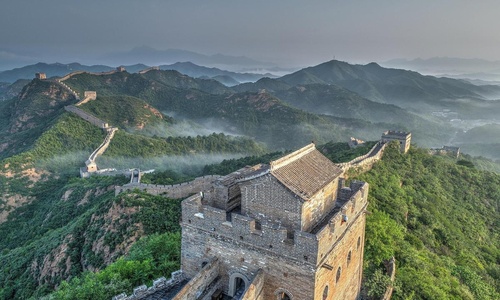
<box><xmin>179</xmin><ymin>144</ymin><xmax>369</xmax><ymax>299</ymax></box>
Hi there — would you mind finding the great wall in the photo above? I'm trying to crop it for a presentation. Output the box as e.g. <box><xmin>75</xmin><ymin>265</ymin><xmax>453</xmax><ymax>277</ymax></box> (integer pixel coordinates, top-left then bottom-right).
<box><xmin>48</xmin><ymin>68</ymin><xmax>127</xmax><ymax>177</ymax></box>
<box><xmin>335</xmin><ymin>141</ymin><xmax>387</xmax><ymax>173</ymax></box>
<box><xmin>40</xmin><ymin>67</ymin><xmax>410</xmax><ymax>183</ymax></box>
<box><xmin>35</xmin><ymin>69</ymin><xmax>410</xmax><ymax>299</ymax></box>
<box><xmin>115</xmin><ymin>175</ymin><xmax>220</xmax><ymax>197</ymax></box>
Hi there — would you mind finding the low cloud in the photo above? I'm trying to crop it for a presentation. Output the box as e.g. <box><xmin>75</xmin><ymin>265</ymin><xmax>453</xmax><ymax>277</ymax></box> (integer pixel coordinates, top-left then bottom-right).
<box><xmin>137</xmin><ymin>114</ymin><xmax>243</xmax><ymax>138</ymax></box>
<box><xmin>98</xmin><ymin>153</ymin><xmax>246</xmax><ymax>175</ymax></box>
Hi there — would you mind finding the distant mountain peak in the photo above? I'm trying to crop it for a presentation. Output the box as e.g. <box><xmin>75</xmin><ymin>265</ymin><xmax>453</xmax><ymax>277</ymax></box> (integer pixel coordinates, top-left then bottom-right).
<box><xmin>101</xmin><ymin>47</ymin><xmax>274</xmax><ymax>70</ymax></box>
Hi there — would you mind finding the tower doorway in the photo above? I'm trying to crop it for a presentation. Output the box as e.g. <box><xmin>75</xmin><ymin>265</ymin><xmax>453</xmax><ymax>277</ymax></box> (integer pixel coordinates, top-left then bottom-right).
<box><xmin>228</xmin><ymin>273</ymin><xmax>248</xmax><ymax>297</ymax></box>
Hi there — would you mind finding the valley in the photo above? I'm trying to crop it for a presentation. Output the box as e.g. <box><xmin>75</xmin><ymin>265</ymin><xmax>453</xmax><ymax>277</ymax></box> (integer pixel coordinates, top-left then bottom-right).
<box><xmin>0</xmin><ymin>60</ymin><xmax>498</xmax><ymax>300</ymax></box>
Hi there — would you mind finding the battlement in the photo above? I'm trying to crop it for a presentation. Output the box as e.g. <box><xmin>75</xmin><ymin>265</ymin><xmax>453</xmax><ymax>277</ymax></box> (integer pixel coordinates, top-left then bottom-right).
<box><xmin>115</xmin><ymin>175</ymin><xmax>220</xmax><ymax>197</ymax></box>
<box><xmin>429</xmin><ymin>145</ymin><xmax>460</xmax><ymax>159</ymax></box>
<box><xmin>382</xmin><ymin>130</ymin><xmax>411</xmax><ymax>153</ymax></box>
<box><xmin>382</xmin><ymin>130</ymin><xmax>410</xmax><ymax>138</ymax></box>
<box><xmin>182</xmin><ymin>193</ymin><xmax>318</xmax><ymax>264</ymax></box>
<box><xmin>111</xmin><ymin>271</ymin><xmax>187</xmax><ymax>300</ymax></box>
<box><xmin>315</xmin><ymin>181</ymin><xmax>368</xmax><ymax>264</ymax></box>
<box><xmin>182</xmin><ymin>179</ymin><xmax>368</xmax><ymax>266</ymax></box>
<box><xmin>138</xmin><ymin>66</ymin><xmax>160</xmax><ymax>74</ymax></box>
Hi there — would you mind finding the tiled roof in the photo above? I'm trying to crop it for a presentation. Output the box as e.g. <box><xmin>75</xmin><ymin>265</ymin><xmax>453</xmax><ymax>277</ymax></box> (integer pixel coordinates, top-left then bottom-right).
<box><xmin>270</xmin><ymin>143</ymin><xmax>342</xmax><ymax>200</ymax></box>
<box><xmin>217</xmin><ymin>165</ymin><xmax>264</xmax><ymax>186</ymax></box>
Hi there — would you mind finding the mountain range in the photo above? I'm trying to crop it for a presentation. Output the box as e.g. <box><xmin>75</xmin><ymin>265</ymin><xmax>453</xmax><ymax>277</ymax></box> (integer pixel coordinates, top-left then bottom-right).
<box><xmin>0</xmin><ymin>61</ymin><xmax>275</xmax><ymax>87</ymax></box>
<box><xmin>382</xmin><ymin>57</ymin><xmax>500</xmax><ymax>81</ymax></box>
<box><xmin>2</xmin><ymin>59</ymin><xmax>500</xmax><ymax>161</ymax></box>
<box><xmin>0</xmin><ymin>58</ymin><xmax>499</xmax><ymax>299</ymax></box>
<box><xmin>99</xmin><ymin>46</ymin><xmax>274</xmax><ymax>70</ymax></box>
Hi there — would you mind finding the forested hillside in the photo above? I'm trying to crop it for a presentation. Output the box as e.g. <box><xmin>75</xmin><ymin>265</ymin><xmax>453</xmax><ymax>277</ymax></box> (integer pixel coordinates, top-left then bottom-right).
<box><xmin>22</xmin><ymin>143</ymin><xmax>498</xmax><ymax>300</ymax></box>
<box><xmin>357</xmin><ymin>144</ymin><xmax>499</xmax><ymax>299</ymax></box>
<box><xmin>0</xmin><ymin>62</ymin><xmax>499</xmax><ymax>299</ymax></box>
<box><xmin>61</xmin><ymin>70</ymin><xmax>391</xmax><ymax>149</ymax></box>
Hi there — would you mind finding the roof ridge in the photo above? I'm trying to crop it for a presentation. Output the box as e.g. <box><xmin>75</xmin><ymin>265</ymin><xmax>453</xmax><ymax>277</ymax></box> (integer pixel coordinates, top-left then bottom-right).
<box><xmin>270</xmin><ymin>143</ymin><xmax>316</xmax><ymax>171</ymax></box>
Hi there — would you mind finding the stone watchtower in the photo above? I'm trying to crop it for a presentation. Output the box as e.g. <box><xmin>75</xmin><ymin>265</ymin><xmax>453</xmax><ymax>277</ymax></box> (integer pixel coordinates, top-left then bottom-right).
<box><xmin>180</xmin><ymin>143</ymin><xmax>369</xmax><ymax>299</ymax></box>
<box><xmin>381</xmin><ymin>130</ymin><xmax>411</xmax><ymax>153</ymax></box>
<box><xmin>35</xmin><ymin>72</ymin><xmax>47</xmax><ymax>80</ymax></box>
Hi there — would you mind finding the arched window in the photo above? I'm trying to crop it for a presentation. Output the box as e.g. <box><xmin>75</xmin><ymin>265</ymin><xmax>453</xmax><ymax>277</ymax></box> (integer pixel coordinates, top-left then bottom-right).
<box><xmin>279</xmin><ymin>292</ymin><xmax>291</xmax><ymax>300</ymax></box>
<box><xmin>336</xmin><ymin>267</ymin><xmax>341</xmax><ymax>283</ymax></box>
<box><xmin>322</xmin><ymin>285</ymin><xmax>329</xmax><ymax>300</ymax></box>
<box><xmin>347</xmin><ymin>250</ymin><xmax>352</xmax><ymax>266</ymax></box>
<box><xmin>275</xmin><ymin>289</ymin><xmax>293</xmax><ymax>300</ymax></box>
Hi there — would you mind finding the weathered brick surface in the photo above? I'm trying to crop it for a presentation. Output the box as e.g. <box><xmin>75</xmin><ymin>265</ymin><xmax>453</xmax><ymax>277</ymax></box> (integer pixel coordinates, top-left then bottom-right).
<box><xmin>314</xmin><ymin>206</ymin><xmax>366</xmax><ymax>299</ymax></box>
<box><xmin>241</xmin><ymin>269</ymin><xmax>265</xmax><ymax>300</ymax></box>
<box><xmin>301</xmin><ymin>178</ymin><xmax>338</xmax><ymax>232</ymax></box>
<box><xmin>180</xmin><ymin>181</ymin><xmax>368</xmax><ymax>299</ymax></box>
<box><xmin>181</xmin><ymin>224</ymin><xmax>315</xmax><ymax>299</ymax></box>
<box><xmin>115</xmin><ymin>176</ymin><xmax>220</xmax><ymax>197</ymax></box>
<box><xmin>240</xmin><ymin>175</ymin><xmax>302</xmax><ymax>230</ymax></box>
<box><xmin>172</xmin><ymin>258</ymin><xmax>219</xmax><ymax>300</ymax></box>
<box><xmin>179</xmin><ymin>145</ymin><xmax>369</xmax><ymax>300</ymax></box>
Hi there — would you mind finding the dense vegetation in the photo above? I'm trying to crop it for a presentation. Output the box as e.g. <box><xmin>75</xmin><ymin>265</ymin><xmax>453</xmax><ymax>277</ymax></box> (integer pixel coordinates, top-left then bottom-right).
<box><xmin>45</xmin><ymin>232</ymin><xmax>181</xmax><ymax>300</ymax></box>
<box><xmin>38</xmin><ymin>191</ymin><xmax>183</xmax><ymax>300</ymax></box>
<box><xmin>201</xmin><ymin>150</ymin><xmax>286</xmax><ymax>175</ymax></box>
<box><xmin>1</xmin><ymin>62</ymin><xmax>500</xmax><ymax>300</ymax></box>
<box><xmin>318</xmin><ymin>140</ymin><xmax>377</xmax><ymax>163</ymax></box>
<box><xmin>0</xmin><ymin>176</ymin><xmax>127</xmax><ymax>299</ymax></box>
<box><xmin>0</xmin><ymin>175</ymin><xmax>184</xmax><ymax>300</ymax></box>
<box><xmin>61</xmin><ymin>71</ymin><xmax>395</xmax><ymax>149</ymax></box>
<box><xmin>79</xmin><ymin>95</ymin><xmax>173</xmax><ymax>131</ymax></box>
<box><xmin>105</xmin><ymin>131</ymin><xmax>264</xmax><ymax>158</ymax></box>
<box><xmin>1</xmin><ymin>113</ymin><xmax>264</xmax><ymax>176</ymax></box>
<box><xmin>1</xmin><ymin>113</ymin><xmax>104</xmax><ymax>173</ymax></box>
<box><xmin>0</xmin><ymin>80</ymin><xmax>78</xmax><ymax>160</ymax></box>
<box><xmin>357</xmin><ymin>143</ymin><xmax>499</xmax><ymax>299</ymax></box>
<box><xmin>2</xmin><ymin>142</ymin><xmax>498</xmax><ymax>299</ymax></box>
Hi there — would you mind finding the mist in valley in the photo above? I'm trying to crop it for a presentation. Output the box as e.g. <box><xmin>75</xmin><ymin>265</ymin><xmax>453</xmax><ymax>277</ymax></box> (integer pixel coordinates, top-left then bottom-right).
<box><xmin>98</xmin><ymin>152</ymin><xmax>247</xmax><ymax>176</ymax></box>
<box><xmin>36</xmin><ymin>151</ymin><xmax>91</xmax><ymax>174</ymax></box>
<box><xmin>134</xmin><ymin>111</ymin><xmax>244</xmax><ymax>139</ymax></box>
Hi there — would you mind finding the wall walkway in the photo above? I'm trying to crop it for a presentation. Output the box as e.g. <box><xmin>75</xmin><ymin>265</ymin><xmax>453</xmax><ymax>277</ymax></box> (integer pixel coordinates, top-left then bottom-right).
<box><xmin>115</xmin><ymin>175</ymin><xmax>221</xmax><ymax>198</ymax></box>
<box><xmin>88</xmin><ymin>127</ymin><xmax>118</xmax><ymax>163</ymax></box>
<box><xmin>64</xmin><ymin>105</ymin><xmax>108</xmax><ymax>128</ymax></box>
<box><xmin>53</xmin><ymin>79</ymin><xmax>80</xmax><ymax>100</ymax></box>
<box><xmin>335</xmin><ymin>141</ymin><xmax>387</xmax><ymax>173</ymax></box>
<box><xmin>64</xmin><ymin>102</ymin><xmax>117</xmax><ymax>177</ymax></box>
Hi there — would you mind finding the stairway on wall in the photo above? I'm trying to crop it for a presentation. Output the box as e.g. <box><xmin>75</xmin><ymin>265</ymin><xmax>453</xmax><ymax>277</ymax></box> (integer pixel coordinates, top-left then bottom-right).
<box><xmin>60</xmin><ymin>90</ymin><xmax>118</xmax><ymax>177</ymax></box>
<box><xmin>53</xmin><ymin>79</ymin><xmax>81</xmax><ymax>100</ymax></box>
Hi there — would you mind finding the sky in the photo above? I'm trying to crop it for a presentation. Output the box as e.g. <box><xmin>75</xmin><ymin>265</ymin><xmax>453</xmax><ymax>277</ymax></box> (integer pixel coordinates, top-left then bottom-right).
<box><xmin>1</xmin><ymin>0</ymin><xmax>500</xmax><ymax>69</ymax></box>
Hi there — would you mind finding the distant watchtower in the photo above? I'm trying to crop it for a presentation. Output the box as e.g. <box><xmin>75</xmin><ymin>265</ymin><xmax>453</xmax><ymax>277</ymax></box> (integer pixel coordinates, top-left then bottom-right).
<box><xmin>35</xmin><ymin>73</ymin><xmax>47</xmax><ymax>80</ymax></box>
<box><xmin>382</xmin><ymin>130</ymin><xmax>411</xmax><ymax>153</ymax></box>
<box><xmin>116</xmin><ymin>66</ymin><xmax>126</xmax><ymax>72</ymax></box>
<box><xmin>84</xmin><ymin>91</ymin><xmax>97</xmax><ymax>100</ymax></box>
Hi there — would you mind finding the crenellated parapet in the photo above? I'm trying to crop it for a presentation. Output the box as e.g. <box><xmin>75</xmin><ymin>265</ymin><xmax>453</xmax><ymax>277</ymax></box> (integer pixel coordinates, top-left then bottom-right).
<box><xmin>182</xmin><ymin>183</ymin><xmax>367</xmax><ymax>268</ymax></box>
<box><xmin>64</xmin><ymin>105</ymin><xmax>108</xmax><ymax>128</ymax></box>
<box><xmin>314</xmin><ymin>181</ymin><xmax>369</xmax><ymax>265</ymax></box>
<box><xmin>138</xmin><ymin>66</ymin><xmax>160</xmax><ymax>74</ymax></box>
<box><xmin>182</xmin><ymin>192</ymin><xmax>319</xmax><ymax>264</ymax></box>
<box><xmin>381</xmin><ymin>130</ymin><xmax>411</xmax><ymax>153</ymax></box>
<box><xmin>336</xmin><ymin>141</ymin><xmax>386</xmax><ymax>172</ymax></box>
<box><xmin>111</xmin><ymin>270</ymin><xmax>187</xmax><ymax>300</ymax></box>
<box><xmin>115</xmin><ymin>175</ymin><xmax>221</xmax><ymax>197</ymax></box>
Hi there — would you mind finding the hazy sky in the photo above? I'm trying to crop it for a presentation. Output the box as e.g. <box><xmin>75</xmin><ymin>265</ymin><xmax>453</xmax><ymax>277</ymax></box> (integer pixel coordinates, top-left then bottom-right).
<box><xmin>1</xmin><ymin>0</ymin><xmax>500</xmax><ymax>67</ymax></box>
